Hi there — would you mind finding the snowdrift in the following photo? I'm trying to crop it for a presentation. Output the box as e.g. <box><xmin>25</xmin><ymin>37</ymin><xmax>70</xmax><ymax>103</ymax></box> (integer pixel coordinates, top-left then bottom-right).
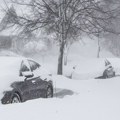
<box><xmin>64</xmin><ymin>58</ymin><xmax>120</xmax><ymax>80</ymax></box>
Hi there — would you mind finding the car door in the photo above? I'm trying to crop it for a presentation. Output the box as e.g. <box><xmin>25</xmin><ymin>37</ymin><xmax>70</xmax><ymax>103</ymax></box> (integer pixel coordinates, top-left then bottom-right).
<box><xmin>19</xmin><ymin>60</ymin><xmax>39</xmax><ymax>101</ymax></box>
<box><xmin>28</xmin><ymin>60</ymin><xmax>40</xmax><ymax>77</ymax></box>
<box><xmin>28</xmin><ymin>60</ymin><xmax>45</xmax><ymax>99</ymax></box>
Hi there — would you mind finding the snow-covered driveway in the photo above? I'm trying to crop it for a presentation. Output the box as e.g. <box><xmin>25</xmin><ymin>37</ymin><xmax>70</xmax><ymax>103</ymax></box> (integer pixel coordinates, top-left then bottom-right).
<box><xmin>0</xmin><ymin>75</ymin><xmax>120</xmax><ymax>120</ymax></box>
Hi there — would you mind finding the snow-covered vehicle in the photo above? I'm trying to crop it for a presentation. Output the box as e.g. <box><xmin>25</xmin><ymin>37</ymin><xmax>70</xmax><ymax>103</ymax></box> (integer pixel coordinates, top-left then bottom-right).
<box><xmin>102</xmin><ymin>60</ymin><xmax>115</xmax><ymax>78</ymax></box>
<box><xmin>68</xmin><ymin>58</ymin><xmax>116</xmax><ymax>80</ymax></box>
<box><xmin>0</xmin><ymin>56</ymin><xmax>53</xmax><ymax>104</ymax></box>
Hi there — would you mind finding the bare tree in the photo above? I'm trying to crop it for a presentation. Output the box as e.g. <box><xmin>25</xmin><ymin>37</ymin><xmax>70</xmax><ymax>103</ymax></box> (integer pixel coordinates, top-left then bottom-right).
<box><xmin>2</xmin><ymin>0</ymin><xmax>119</xmax><ymax>74</ymax></box>
<box><xmin>0</xmin><ymin>5</ymin><xmax>17</xmax><ymax>31</ymax></box>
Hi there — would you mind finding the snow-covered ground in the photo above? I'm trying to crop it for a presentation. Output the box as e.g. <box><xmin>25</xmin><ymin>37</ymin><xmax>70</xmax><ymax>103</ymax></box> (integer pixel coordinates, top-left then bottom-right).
<box><xmin>0</xmin><ymin>75</ymin><xmax>120</xmax><ymax>120</ymax></box>
<box><xmin>0</xmin><ymin>37</ymin><xmax>120</xmax><ymax>120</ymax></box>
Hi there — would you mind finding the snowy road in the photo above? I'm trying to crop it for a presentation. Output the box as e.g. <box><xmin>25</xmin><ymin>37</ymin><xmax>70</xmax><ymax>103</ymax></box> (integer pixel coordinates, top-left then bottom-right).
<box><xmin>0</xmin><ymin>75</ymin><xmax>120</xmax><ymax>120</ymax></box>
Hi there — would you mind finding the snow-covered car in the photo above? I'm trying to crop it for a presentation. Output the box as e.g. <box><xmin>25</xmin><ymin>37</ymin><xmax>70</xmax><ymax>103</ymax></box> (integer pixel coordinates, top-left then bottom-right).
<box><xmin>67</xmin><ymin>58</ymin><xmax>116</xmax><ymax>80</ymax></box>
<box><xmin>102</xmin><ymin>60</ymin><xmax>115</xmax><ymax>78</ymax></box>
<box><xmin>0</xmin><ymin>56</ymin><xmax>53</xmax><ymax>104</ymax></box>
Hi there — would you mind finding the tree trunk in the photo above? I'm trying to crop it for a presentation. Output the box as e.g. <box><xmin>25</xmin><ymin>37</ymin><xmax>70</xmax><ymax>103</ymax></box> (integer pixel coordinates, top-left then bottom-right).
<box><xmin>64</xmin><ymin>45</ymin><xmax>67</xmax><ymax>66</ymax></box>
<box><xmin>97</xmin><ymin>34</ymin><xmax>100</xmax><ymax>58</ymax></box>
<box><xmin>57</xmin><ymin>41</ymin><xmax>64</xmax><ymax>75</ymax></box>
<box><xmin>64</xmin><ymin>54</ymin><xmax>67</xmax><ymax>66</ymax></box>
<box><xmin>57</xmin><ymin>0</ymin><xmax>66</xmax><ymax>75</ymax></box>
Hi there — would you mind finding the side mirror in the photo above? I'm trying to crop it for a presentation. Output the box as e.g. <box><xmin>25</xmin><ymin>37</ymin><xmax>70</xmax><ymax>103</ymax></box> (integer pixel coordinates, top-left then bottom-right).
<box><xmin>22</xmin><ymin>71</ymin><xmax>34</xmax><ymax>78</ymax></box>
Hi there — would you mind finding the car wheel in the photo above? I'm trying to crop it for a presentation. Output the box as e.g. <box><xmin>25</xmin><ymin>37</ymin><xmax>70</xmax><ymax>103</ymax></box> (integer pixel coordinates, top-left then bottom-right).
<box><xmin>45</xmin><ymin>86</ymin><xmax>53</xmax><ymax>98</ymax></box>
<box><xmin>11</xmin><ymin>93</ymin><xmax>21</xmax><ymax>103</ymax></box>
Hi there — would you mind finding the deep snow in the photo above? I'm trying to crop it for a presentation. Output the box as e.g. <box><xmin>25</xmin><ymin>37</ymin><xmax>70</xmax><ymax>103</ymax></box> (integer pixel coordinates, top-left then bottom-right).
<box><xmin>0</xmin><ymin>37</ymin><xmax>120</xmax><ymax>120</ymax></box>
<box><xmin>0</xmin><ymin>75</ymin><xmax>120</xmax><ymax>120</ymax></box>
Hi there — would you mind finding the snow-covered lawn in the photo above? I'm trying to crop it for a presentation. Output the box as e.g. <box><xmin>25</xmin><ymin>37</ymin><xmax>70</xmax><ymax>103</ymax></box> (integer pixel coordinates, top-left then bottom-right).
<box><xmin>0</xmin><ymin>75</ymin><xmax>120</xmax><ymax>120</ymax></box>
<box><xmin>0</xmin><ymin>37</ymin><xmax>119</xmax><ymax>120</ymax></box>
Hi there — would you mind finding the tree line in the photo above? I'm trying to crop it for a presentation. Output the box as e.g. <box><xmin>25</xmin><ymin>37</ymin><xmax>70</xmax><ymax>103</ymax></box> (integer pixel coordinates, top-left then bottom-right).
<box><xmin>1</xmin><ymin>0</ymin><xmax>120</xmax><ymax>74</ymax></box>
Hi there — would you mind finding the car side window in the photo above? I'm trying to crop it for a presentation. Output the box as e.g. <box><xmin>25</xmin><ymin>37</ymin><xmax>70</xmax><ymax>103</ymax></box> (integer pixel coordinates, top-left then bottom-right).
<box><xmin>28</xmin><ymin>60</ymin><xmax>40</xmax><ymax>72</ymax></box>
<box><xmin>19</xmin><ymin>60</ymin><xmax>30</xmax><ymax>76</ymax></box>
<box><xmin>21</xmin><ymin>61</ymin><xmax>30</xmax><ymax>72</ymax></box>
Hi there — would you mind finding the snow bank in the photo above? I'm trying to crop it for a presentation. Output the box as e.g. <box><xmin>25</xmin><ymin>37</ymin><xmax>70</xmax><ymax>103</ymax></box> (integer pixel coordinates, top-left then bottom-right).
<box><xmin>0</xmin><ymin>75</ymin><xmax>120</xmax><ymax>120</ymax></box>
<box><xmin>64</xmin><ymin>58</ymin><xmax>120</xmax><ymax>80</ymax></box>
<box><xmin>64</xmin><ymin>58</ymin><xmax>105</xmax><ymax>79</ymax></box>
<box><xmin>0</xmin><ymin>57</ymin><xmax>23</xmax><ymax>99</ymax></box>
<box><xmin>0</xmin><ymin>50</ymin><xmax>19</xmax><ymax>56</ymax></box>
<box><xmin>0</xmin><ymin>36</ymin><xmax>119</xmax><ymax>120</ymax></box>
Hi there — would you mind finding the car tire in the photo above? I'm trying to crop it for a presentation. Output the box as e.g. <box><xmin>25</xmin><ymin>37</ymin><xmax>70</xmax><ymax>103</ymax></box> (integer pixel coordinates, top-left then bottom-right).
<box><xmin>45</xmin><ymin>86</ymin><xmax>53</xmax><ymax>98</ymax></box>
<box><xmin>11</xmin><ymin>93</ymin><xmax>21</xmax><ymax>104</ymax></box>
